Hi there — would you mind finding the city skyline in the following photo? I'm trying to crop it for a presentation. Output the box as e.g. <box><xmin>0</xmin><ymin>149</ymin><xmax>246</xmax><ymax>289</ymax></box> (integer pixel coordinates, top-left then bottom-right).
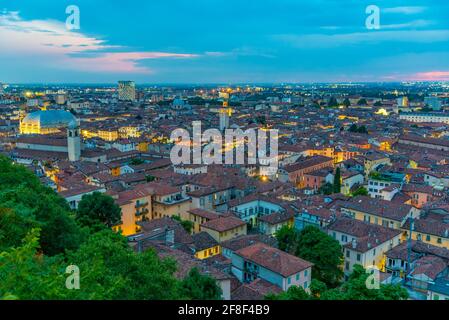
<box><xmin>1</xmin><ymin>0</ymin><xmax>449</xmax><ymax>83</ymax></box>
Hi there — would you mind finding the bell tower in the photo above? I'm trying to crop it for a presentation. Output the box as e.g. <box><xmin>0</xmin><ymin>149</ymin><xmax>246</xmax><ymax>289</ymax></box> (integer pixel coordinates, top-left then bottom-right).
<box><xmin>67</xmin><ymin>120</ymin><xmax>81</xmax><ymax>162</ymax></box>
<box><xmin>219</xmin><ymin>95</ymin><xmax>232</xmax><ymax>132</ymax></box>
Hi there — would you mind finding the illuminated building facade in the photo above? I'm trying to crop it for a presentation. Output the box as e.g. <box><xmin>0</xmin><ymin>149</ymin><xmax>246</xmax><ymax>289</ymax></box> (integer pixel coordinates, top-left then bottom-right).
<box><xmin>19</xmin><ymin>110</ymin><xmax>78</xmax><ymax>135</ymax></box>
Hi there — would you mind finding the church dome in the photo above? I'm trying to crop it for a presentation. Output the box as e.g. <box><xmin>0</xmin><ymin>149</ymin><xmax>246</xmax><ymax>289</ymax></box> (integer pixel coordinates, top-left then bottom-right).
<box><xmin>22</xmin><ymin>110</ymin><xmax>77</xmax><ymax>128</ymax></box>
<box><xmin>20</xmin><ymin>110</ymin><xmax>78</xmax><ymax>134</ymax></box>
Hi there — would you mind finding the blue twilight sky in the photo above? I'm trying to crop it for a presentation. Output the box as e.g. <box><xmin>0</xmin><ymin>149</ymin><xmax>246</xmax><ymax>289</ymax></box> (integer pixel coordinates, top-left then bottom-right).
<box><xmin>1</xmin><ymin>0</ymin><xmax>449</xmax><ymax>84</ymax></box>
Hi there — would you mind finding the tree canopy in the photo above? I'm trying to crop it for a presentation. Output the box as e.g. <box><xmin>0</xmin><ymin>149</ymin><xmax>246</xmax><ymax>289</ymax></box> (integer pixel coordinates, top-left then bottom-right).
<box><xmin>76</xmin><ymin>192</ymin><xmax>122</xmax><ymax>230</ymax></box>
<box><xmin>276</xmin><ymin>225</ymin><xmax>343</xmax><ymax>288</ymax></box>
<box><xmin>266</xmin><ymin>266</ymin><xmax>408</xmax><ymax>300</ymax></box>
<box><xmin>0</xmin><ymin>156</ymin><xmax>221</xmax><ymax>300</ymax></box>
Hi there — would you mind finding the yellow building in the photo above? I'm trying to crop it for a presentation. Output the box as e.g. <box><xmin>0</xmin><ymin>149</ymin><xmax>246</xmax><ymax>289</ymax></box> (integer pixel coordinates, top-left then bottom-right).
<box><xmin>137</xmin><ymin>141</ymin><xmax>149</xmax><ymax>152</ymax></box>
<box><xmin>400</xmin><ymin>218</ymin><xmax>449</xmax><ymax>249</ymax></box>
<box><xmin>340</xmin><ymin>196</ymin><xmax>420</xmax><ymax>231</ymax></box>
<box><xmin>98</xmin><ymin>128</ymin><xmax>119</xmax><ymax>141</ymax></box>
<box><xmin>192</xmin><ymin>231</ymin><xmax>221</xmax><ymax>260</ymax></box>
<box><xmin>187</xmin><ymin>208</ymin><xmax>221</xmax><ymax>234</ymax></box>
<box><xmin>201</xmin><ymin>216</ymin><xmax>247</xmax><ymax>242</ymax></box>
<box><xmin>119</xmin><ymin>126</ymin><xmax>141</xmax><ymax>138</ymax></box>
<box><xmin>362</xmin><ymin>153</ymin><xmax>391</xmax><ymax>178</ymax></box>
<box><xmin>114</xmin><ymin>189</ymin><xmax>152</xmax><ymax>236</ymax></box>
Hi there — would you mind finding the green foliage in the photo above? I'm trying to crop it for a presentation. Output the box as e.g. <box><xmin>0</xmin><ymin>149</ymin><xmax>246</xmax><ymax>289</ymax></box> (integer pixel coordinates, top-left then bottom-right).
<box><xmin>0</xmin><ymin>155</ymin><xmax>223</xmax><ymax>300</ymax></box>
<box><xmin>352</xmin><ymin>186</ymin><xmax>368</xmax><ymax>197</ymax></box>
<box><xmin>0</xmin><ymin>228</ymin><xmax>68</xmax><ymax>299</ymax></box>
<box><xmin>172</xmin><ymin>215</ymin><xmax>194</xmax><ymax>234</ymax></box>
<box><xmin>318</xmin><ymin>182</ymin><xmax>334</xmax><ymax>195</ymax></box>
<box><xmin>319</xmin><ymin>265</ymin><xmax>409</xmax><ymax>300</ymax></box>
<box><xmin>130</xmin><ymin>158</ymin><xmax>144</xmax><ymax>165</ymax></box>
<box><xmin>76</xmin><ymin>192</ymin><xmax>122</xmax><ymax>230</ymax></box>
<box><xmin>265</xmin><ymin>285</ymin><xmax>309</xmax><ymax>300</ymax></box>
<box><xmin>265</xmin><ymin>266</ymin><xmax>408</xmax><ymax>300</ymax></box>
<box><xmin>145</xmin><ymin>175</ymin><xmax>156</xmax><ymax>182</ymax></box>
<box><xmin>275</xmin><ymin>225</ymin><xmax>298</xmax><ymax>253</ymax></box>
<box><xmin>0</xmin><ymin>156</ymin><xmax>85</xmax><ymax>255</ymax></box>
<box><xmin>343</xmin><ymin>98</ymin><xmax>351</xmax><ymax>107</ymax></box>
<box><xmin>357</xmin><ymin>125</ymin><xmax>368</xmax><ymax>134</ymax></box>
<box><xmin>276</xmin><ymin>225</ymin><xmax>344</xmax><ymax>288</ymax></box>
<box><xmin>328</xmin><ymin>96</ymin><xmax>339</xmax><ymax>108</ymax></box>
<box><xmin>348</xmin><ymin>124</ymin><xmax>368</xmax><ymax>134</ymax></box>
<box><xmin>357</xmin><ymin>98</ymin><xmax>367</xmax><ymax>105</ymax></box>
<box><xmin>295</xmin><ymin>226</ymin><xmax>343</xmax><ymax>288</ymax></box>
<box><xmin>64</xmin><ymin>229</ymin><xmax>182</xmax><ymax>299</ymax></box>
<box><xmin>179</xmin><ymin>268</ymin><xmax>222</xmax><ymax>300</ymax></box>
<box><xmin>333</xmin><ymin>167</ymin><xmax>341</xmax><ymax>194</ymax></box>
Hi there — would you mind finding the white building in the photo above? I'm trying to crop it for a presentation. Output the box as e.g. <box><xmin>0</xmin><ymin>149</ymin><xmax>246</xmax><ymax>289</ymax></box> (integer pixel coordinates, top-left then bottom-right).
<box><xmin>399</xmin><ymin>112</ymin><xmax>449</xmax><ymax>124</ymax></box>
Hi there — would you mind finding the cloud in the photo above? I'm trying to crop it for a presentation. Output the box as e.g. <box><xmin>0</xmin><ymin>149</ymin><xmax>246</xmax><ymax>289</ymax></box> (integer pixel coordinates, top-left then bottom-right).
<box><xmin>275</xmin><ymin>30</ymin><xmax>449</xmax><ymax>48</ymax></box>
<box><xmin>413</xmin><ymin>71</ymin><xmax>449</xmax><ymax>81</ymax></box>
<box><xmin>0</xmin><ymin>11</ymin><xmax>198</xmax><ymax>73</ymax></box>
<box><xmin>68</xmin><ymin>52</ymin><xmax>198</xmax><ymax>73</ymax></box>
<box><xmin>383</xmin><ymin>7</ymin><xmax>427</xmax><ymax>15</ymax></box>
<box><xmin>381</xmin><ymin>20</ymin><xmax>434</xmax><ymax>30</ymax></box>
<box><xmin>205</xmin><ymin>47</ymin><xmax>276</xmax><ymax>59</ymax></box>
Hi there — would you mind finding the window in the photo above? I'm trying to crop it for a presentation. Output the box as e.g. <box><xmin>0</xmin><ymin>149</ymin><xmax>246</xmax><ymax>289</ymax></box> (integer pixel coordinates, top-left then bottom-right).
<box><xmin>346</xmin><ymin>250</ymin><xmax>350</xmax><ymax>258</ymax></box>
<box><xmin>287</xmin><ymin>277</ymin><xmax>291</xmax><ymax>285</ymax></box>
<box><xmin>304</xmin><ymin>270</ymin><xmax>308</xmax><ymax>277</ymax></box>
<box><xmin>357</xmin><ymin>254</ymin><xmax>361</xmax><ymax>261</ymax></box>
<box><xmin>296</xmin><ymin>273</ymin><xmax>300</xmax><ymax>281</ymax></box>
<box><xmin>438</xmin><ymin>238</ymin><xmax>442</xmax><ymax>244</ymax></box>
<box><xmin>345</xmin><ymin>262</ymin><xmax>350</xmax><ymax>270</ymax></box>
<box><xmin>304</xmin><ymin>281</ymin><xmax>308</xmax><ymax>289</ymax></box>
<box><xmin>426</xmin><ymin>235</ymin><xmax>431</xmax><ymax>242</ymax></box>
<box><xmin>342</xmin><ymin>235</ymin><xmax>348</xmax><ymax>242</ymax></box>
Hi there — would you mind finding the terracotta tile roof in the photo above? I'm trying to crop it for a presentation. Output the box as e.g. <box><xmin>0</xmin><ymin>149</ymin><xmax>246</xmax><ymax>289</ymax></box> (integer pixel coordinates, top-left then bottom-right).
<box><xmin>235</xmin><ymin>243</ymin><xmax>313</xmax><ymax>277</ymax></box>
<box><xmin>232</xmin><ymin>278</ymin><xmax>283</xmax><ymax>300</ymax></box>
<box><xmin>411</xmin><ymin>256</ymin><xmax>447</xmax><ymax>280</ymax></box>
<box><xmin>221</xmin><ymin>234</ymin><xmax>278</xmax><ymax>251</ymax></box>
<box><xmin>329</xmin><ymin>217</ymin><xmax>401</xmax><ymax>253</ymax></box>
<box><xmin>201</xmin><ymin>216</ymin><xmax>246</xmax><ymax>232</ymax></box>
<box><xmin>403</xmin><ymin>216</ymin><xmax>449</xmax><ymax>239</ymax></box>
<box><xmin>188</xmin><ymin>208</ymin><xmax>221</xmax><ymax>221</ymax></box>
<box><xmin>283</xmin><ymin>155</ymin><xmax>333</xmax><ymax>173</ymax></box>
<box><xmin>341</xmin><ymin>195</ymin><xmax>414</xmax><ymax>222</ymax></box>
<box><xmin>192</xmin><ymin>232</ymin><xmax>218</xmax><ymax>251</ymax></box>
<box><xmin>258</xmin><ymin>211</ymin><xmax>294</xmax><ymax>225</ymax></box>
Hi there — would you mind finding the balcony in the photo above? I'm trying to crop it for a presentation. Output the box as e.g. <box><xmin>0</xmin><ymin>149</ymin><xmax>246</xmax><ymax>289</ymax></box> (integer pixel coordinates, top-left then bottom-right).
<box><xmin>135</xmin><ymin>208</ymin><xmax>149</xmax><ymax>217</ymax></box>
<box><xmin>135</xmin><ymin>201</ymin><xmax>149</xmax><ymax>208</ymax></box>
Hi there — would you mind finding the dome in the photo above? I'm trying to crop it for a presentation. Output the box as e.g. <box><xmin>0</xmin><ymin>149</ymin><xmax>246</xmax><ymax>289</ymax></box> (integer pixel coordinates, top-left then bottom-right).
<box><xmin>22</xmin><ymin>110</ymin><xmax>77</xmax><ymax>129</ymax></box>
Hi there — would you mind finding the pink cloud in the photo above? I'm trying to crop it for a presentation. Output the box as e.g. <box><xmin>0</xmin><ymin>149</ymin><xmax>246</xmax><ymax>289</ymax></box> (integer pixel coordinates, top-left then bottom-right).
<box><xmin>68</xmin><ymin>52</ymin><xmax>199</xmax><ymax>73</ymax></box>
<box><xmin>413</xmin><ymin>71</ymin><xmax>449</xmax><ymax>81</ymax></box>
<box><xmin>0</xmin><ymin>11</ymin><xmax>198</xmax><ymax>74</ymax></box>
